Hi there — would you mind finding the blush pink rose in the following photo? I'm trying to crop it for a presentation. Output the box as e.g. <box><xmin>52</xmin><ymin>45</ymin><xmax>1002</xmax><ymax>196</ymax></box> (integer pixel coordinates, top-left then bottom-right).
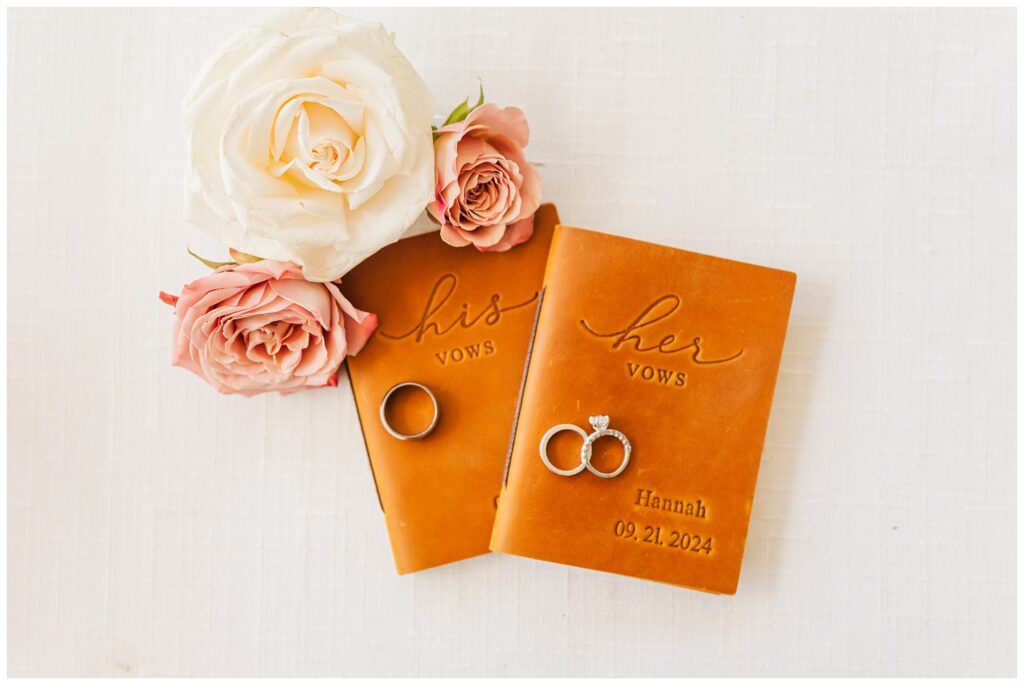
<box><xmin>429</xmin><ymin>103</ymin><xmax>542</xmax><ymax>251</ymax></box>
<box><xmin>161</xmin><ymin>260</ymin><xmax>377</xmax><ymax>396</ymax></box>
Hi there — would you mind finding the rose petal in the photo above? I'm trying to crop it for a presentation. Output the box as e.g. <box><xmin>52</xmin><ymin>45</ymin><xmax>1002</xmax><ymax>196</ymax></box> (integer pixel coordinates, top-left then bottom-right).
<box><xmin>481</xmin><ymin>213</ymin><xmax>535</xmax><ymax>252</ymax></box>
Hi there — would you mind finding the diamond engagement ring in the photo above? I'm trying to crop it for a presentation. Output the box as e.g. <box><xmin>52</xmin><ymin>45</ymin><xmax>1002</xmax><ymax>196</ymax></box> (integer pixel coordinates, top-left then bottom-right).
<box><xmin>539</xmin><ymin>415</ymin><xmax>631</xmax><ymax>479</ymax></box>
<box><xmin>580</xmin><ymin>415</ymin><xmax>632</xmax><ymax>478</ymax></box>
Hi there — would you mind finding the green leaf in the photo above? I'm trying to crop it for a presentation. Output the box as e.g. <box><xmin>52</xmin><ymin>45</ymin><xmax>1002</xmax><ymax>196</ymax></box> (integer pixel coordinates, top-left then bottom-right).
<box><xmin>471</xmin><ymin>81</ymin><xmax>485</xmax><ymax>111</ymax></box>
<box><xmin>187</xmin><ymin>247</ymin><xmax>235</xmax><ymax>270</ymax></box>
<box><xmin>441</xmin><ymin>81</ymin><xmax>486</xmax><ymax>128</ymax></box>
<box><xmin>442</xmin><ymin>97</ymin><xmax>471</xmax><ymax>127</ymax></box>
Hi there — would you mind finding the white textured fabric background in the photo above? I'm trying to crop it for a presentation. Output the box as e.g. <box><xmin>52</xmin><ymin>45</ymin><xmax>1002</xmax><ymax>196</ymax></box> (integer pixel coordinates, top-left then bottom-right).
<box><xmin>6</xmin><ymin>7</ymin><xmax>1016</xmax><ymax>677</ymax></box>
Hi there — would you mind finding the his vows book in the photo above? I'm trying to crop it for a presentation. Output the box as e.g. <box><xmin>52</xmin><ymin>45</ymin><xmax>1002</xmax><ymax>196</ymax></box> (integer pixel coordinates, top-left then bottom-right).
<box><xmin>490</xmin><ymin>225</ymin><xmax>796</xmax><ymax>594</ymax></box>
<box><xmin>343</xmin><ymin>204</ymin><xmax>558</xmax><ymax>573</ymax></box>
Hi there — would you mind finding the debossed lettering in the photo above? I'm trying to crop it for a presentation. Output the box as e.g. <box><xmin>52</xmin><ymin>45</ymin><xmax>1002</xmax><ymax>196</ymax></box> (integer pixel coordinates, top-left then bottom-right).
<box><xmin>434</xmin><ymin>339</ymin><xmax>497</xmax><ymax>366</ymax></box>
<box><xmin>635</xmin><ymin>488</ymin><xmax>708</xmax><ymax>519</ymax></box>
<box><xmin>380</xmin><ymin>273</ymin><xmax>538</xmax><ymax>343</ymax></box>
<box><xmin>627</xmin><ymin>361</ymin><xmax>686</xmax><ymax>387</ymax></box>
<box><xmin>579</xmin><ymin>294</ymin><xmax>743</xmax><ymax>364</ymax></box>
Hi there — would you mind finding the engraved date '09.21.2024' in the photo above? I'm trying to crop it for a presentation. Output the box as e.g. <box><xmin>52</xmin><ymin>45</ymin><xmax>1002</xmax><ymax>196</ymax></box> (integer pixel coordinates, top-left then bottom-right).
<box><xmin>612</xmin><ymin>519</ymin><xmax>714</xmax><ymax>554</ymax></box>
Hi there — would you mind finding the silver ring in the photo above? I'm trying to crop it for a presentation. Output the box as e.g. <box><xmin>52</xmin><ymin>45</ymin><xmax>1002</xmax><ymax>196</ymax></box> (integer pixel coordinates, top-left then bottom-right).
<box><xmin>538</xmin><ymin>415</ymin><xmax>631</xmax><ymax>479</ymax></box>
<box><xmin>539</xmin><ymin>424</ymin><xmax>589</xmax><ymax>476</ymax></box>
<box><xmin>379</xmin><ymin>382</ymin><xmax>439</xmax><ymax>440</ymax></box>
<box><xmin>581</xmin><ymin>419</ymin><xmax>631</xmax><ymax>479</ymax></box>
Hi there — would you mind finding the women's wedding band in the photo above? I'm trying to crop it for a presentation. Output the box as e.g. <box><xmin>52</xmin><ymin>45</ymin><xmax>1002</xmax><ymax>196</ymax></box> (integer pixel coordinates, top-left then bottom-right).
<box><xmin>379</xmin><ymin>382</ymin><xmax>439</xmax><ymax>440</ymax></box>
<box><xmin>539</xmin><ymin>424</ymin><xmax>590</xmax><ymax>476</ymax></box>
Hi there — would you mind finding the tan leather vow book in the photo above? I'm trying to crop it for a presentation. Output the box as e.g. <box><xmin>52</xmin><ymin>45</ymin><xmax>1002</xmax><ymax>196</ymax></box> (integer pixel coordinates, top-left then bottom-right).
<box><xmin>343</xmin><ymin>205</ymin><xmax>558</xmax><ymax>573</ymax></box>
<box><xmin>490</xmin><ymin>226</ymin><xmax>796</xmax><ymax>593</ymax></box>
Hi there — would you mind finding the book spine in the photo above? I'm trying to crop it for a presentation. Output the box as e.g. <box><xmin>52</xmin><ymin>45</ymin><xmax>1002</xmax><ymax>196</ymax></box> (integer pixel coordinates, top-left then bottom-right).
<box><xmin>491</xmin><ymin>226</ymin><xmax>566</xmax><ymax>550</ymax></box>
<box><xmin>500</xmin><ymin>285</ymin><xmax>545</xmax><ymax>487</ymax></box>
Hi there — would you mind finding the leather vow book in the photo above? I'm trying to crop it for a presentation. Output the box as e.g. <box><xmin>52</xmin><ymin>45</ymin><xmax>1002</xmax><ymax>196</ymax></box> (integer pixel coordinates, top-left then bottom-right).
<box><xmin>490</xmin><ymin>225</ymin><xmax>796</xmax><ymax>594</ymax></box>
<box><xmin>343</xmin><ymin>204</ymin><xmax>558</xmax><ymax>573</ymax></box>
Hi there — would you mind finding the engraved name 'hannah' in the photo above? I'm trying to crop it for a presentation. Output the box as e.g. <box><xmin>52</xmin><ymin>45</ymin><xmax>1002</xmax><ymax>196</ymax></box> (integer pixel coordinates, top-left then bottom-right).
<box><xmin>379</xmin><ymin>273</ymin><xmax>537</xmax><ymax>343</ymax></box>
<box><xmin>580</xmin><ymin>294</ymin><xmax>743</xmax><ymax>364</ymax></box>
<box><xmin>635</xmin><ymin>488</ymin><xmax>708</xmax><ymax>519</ymax></box>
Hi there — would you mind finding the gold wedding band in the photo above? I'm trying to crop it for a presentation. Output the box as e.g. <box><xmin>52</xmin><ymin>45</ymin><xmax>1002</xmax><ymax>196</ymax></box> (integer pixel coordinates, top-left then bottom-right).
<box><xmin>379</xmin><ymin>382</ymin><xmax>439</xmax><ymax>440</ymax></box>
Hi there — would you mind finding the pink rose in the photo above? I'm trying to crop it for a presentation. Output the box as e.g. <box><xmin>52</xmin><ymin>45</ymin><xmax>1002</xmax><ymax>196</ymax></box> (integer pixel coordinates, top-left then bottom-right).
<box><xmin>430</xmin><ymin>103</ymin><xmax>542</xmax><ymax>251</ymax></box>
<box><xmin>161</xmin><ymin>260</ymin><xmax>377</xmax><ymax>396</ymax></box>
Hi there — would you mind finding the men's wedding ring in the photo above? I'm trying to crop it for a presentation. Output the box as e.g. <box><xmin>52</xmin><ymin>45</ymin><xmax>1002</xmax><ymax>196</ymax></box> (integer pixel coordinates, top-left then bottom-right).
<box><xmin>379</xmin><ymin>382</ymin><xmax>439</xmax><ymax>440</ymax></box>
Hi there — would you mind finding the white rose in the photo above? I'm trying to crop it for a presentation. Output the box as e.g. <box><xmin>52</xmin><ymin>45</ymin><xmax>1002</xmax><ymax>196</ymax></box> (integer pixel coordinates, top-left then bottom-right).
<box><xmin>183</xmin><ymin>8</ymin><xmax>436</xmax><ymax>282</ymax></box>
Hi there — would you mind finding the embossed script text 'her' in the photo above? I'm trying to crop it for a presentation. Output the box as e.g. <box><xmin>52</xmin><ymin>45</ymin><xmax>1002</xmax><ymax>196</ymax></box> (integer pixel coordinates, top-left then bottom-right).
<box><xmin>379</xmin><ymin>273</ymin><xmax>538</xmax><ymax>343</ymax></box>
<box><xmin>579</xmin><ymin>294</ymin><xmax>743</xmax><ymax>364</ymax></box>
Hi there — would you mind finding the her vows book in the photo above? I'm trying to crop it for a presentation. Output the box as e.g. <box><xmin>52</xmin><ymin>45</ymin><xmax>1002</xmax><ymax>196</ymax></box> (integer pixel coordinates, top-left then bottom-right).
<box><xmin>343</xmin><ymin>204</ymin><xmax>558</xmax><ymax>574</ymax></box>
<box><xmin>490</xmin><ymin>225</ymin><xmax>796</xmax><ymax>594</ymax></box>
